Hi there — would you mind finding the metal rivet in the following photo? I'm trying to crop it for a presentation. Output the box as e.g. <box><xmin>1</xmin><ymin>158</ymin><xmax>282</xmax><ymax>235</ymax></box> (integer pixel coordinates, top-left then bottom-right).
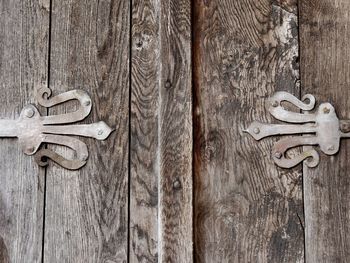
<box><xmin>328</xmin><ymin>145</ymin><xmax>335</xmax><ymax>151</ymax></box>
<box><xmin>323</xmin><ymin>107</ymin><xmax>330</xmax><ymax>114</ymax></box>
<box><xmin>24</xmin><ymin>108</ymin><xmax>35</xmax><ymax>118</ymax></box>
<box><xmin>272</xmin><ymin>101</ymin><xmax>279</xmax><ymax>107</ymax></box>
<box><xmin>274</xmin><ymin>152</ymin><xmax>282</xmax><ymax>159</ymax></box>
<box><xmin>253</xmin><ymin>127</ymin><xmax>260</xmax><ymax>134</ymax></box>
<box><xmin>84</xmin><ymin>100</ymin><xmax>91</xmax><ymax>106</ymax></box>
<box><xmin>98</xmin><ymin>130</ymin><xmax>104</xmax><ymax>136</ymax></box>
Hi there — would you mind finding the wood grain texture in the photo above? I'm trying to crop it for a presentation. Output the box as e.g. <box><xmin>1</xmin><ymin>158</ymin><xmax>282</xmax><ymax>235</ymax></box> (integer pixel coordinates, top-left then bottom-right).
<box><xmin>300</xmin><ymin>0</ymin><xmax>350</xmax><ymax>261</ymax></box>
<box><xmin>131</xmin><ymin>0</ymin><xmax>193</xmax><ymax>262</ymax></box>
<box><xmin>0</xmin><ymin>0</ymin><xmax>49</xmax><ymax>262</ymax></box>
<box><xmin>44</xmin><ymin>0</ymin><xmax>130</xmax><ymax>262</ymax></box>
<box><xmin>157</xmin><ymin>1</ymin><xmax>192</xmax><ymax>261</ymax></box>
<box><xmin>193</xmin><ymin>0</ymin><xmax>304</xmax><ymax>262</ymax></box>
<box><xmin>130</xmin><ymin>0</ymin><xmax>159</xmax><ymax>261</ymax></box>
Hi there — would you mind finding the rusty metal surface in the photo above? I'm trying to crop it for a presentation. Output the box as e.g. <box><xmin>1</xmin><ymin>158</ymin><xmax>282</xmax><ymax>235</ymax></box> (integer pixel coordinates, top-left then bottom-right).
<box><xmin>0</xmin><ymin>88</ymin><xmax>114</xmax><ymax>170</ymax></box>
<box><xmin>245</xmin><ymin>91</ymin><xmax>348</xmax><ymax>168</ymax></box>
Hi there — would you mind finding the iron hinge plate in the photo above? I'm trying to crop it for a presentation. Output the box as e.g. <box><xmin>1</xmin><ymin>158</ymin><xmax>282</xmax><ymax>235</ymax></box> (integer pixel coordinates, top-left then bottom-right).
<box><xmin>0</xmin><ymin>87</ymin><xmax>114</xmax><ymax>170</ymax></box>
<box><xmin>245</xmin><ymin>91</ymin><xmax>350</xmax><ymax>168</ymax></box>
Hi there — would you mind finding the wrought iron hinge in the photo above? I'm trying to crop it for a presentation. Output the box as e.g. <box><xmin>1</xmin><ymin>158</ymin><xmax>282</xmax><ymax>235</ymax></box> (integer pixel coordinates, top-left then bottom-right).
<box><xmin>0</xmin><ymin>87</ymin><xmax>114</xmax><ymax>170</ymax></box>
<box><xmin>244</xmin><ymin>91</ymin><xmax>350</xmax><ymax>168</ymax></box>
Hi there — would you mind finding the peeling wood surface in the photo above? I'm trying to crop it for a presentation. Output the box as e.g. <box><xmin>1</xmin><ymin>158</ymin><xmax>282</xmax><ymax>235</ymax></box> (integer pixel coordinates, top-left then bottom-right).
<box><xmin>193</xmin><ymin>0</ymin><xmax>304</xmax><ymax>262</ymax></box>
<box><xmin>43</xmin><ymin>0</ymin><xmax>130</xmax><ymax>262</ymax></box>
<box><xmin>0</xmin><ymin>0</ymin><xmax>49</xmax><ymax>262</ymax></box>
<box><xmin>131</xmin><ymin>0</ymin><xmax>193</xmax><ymax>262</ymax></box>
<box><xmin>300</xmin><ymin>0</ymin><xmax>350</xmax><ymax>261</ymax></box>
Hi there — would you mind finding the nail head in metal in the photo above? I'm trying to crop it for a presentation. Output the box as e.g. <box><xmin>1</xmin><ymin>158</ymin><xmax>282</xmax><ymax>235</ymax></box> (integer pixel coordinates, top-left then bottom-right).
<box><xmin>328</xmin><ymin>145</ymin><xmax>335</xmax><ymax>151</ymax></box>
<box><xmin>274</xmin><ymin>152</ymin><xmax>282</xmax><ymax>159</ymax></box>
<box><xmin>272</xmin><ymin>101</ymin><xmax>279</xmax><ymax>107</ymax></box>
<box><xmin>24</xmin><ymin>108</ymin><xmax>35</xmax><ymax>118</ymax></box>
<box><xmin>323</xmin><ymin>107</ymin><xmax>330</xmax><ymax>114</ymax></box>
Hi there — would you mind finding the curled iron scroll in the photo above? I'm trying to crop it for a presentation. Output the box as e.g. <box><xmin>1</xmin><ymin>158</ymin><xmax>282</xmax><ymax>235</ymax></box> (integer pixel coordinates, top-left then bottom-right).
<box><xmin>33</xmin><ymin>88</ymin><xmax>114</xmax><ymax>170</ymax></box>
<box><xmin>245</xmin><ymin>92</ymin><xmax>344</xmax><ymax>169</ymax></box>
<box><xmin>0</xmin><ymin>87</ymin><xmax>115</xmax><ymax>170</ymax></box>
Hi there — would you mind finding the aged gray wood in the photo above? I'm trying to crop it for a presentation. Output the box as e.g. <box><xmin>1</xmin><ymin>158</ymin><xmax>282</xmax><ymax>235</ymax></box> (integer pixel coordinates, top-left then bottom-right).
<box><xmin>0</xmin><ymin>0</ymin><xmax>49</xmax><ymax>262</ymax></box>
<box><xmin>131</xmin><ymin>0</ymin><xmax>193</xmax><ymax>262</ymax></box>
<box><xmin>157</xmin><ymin>0</ymin><xmax>192</xmax><ymax>261</ymax></box>
<box><xmin>130</xmin><ymin>0</ymin><xmax>159</xmax><ymax>261</ymax></box>
<box><xmin>43</xmin><ymin>0</ymin><xmax>130</xmax><ymax>262</ymax></box>
<box><xmin>193</xmin><ymin>0</ymin><xmax>304</xmax><ymax>262</ymax></box>
<box><xmin>300</xmin><ymin>0</ymin><xmax>350</xmax><ymax>261</ymax></box>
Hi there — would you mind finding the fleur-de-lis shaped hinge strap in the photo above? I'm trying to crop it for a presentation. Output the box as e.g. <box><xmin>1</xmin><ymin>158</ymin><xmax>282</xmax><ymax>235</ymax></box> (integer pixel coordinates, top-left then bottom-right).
<box><xmin>0</xmin><ymin>87</ymin><xmax>114</xmax><ymax>170</ymax></box>
<box><xmin>244</xmin><ymin>91</ymin><xmax>350</xmax><ymax>169</ymax></box>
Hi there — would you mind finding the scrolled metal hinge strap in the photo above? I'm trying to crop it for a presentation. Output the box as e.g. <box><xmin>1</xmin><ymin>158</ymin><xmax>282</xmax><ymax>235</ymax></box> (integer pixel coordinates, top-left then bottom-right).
<box><xmin>244</xmin><ymin>91</ymin><xmax>350</xmax><ymax>168</ymax></box>
<box><xmin>0</xmin><ymin>87</ymin><xmax>114</xmax><ymax>170</ymax></box>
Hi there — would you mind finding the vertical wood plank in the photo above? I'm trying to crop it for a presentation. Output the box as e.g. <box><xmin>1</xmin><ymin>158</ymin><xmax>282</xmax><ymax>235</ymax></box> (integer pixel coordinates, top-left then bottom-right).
<box><xmin>130</xmin><ymin>0</ymin><xmax>159</xmax><ymax>261</ymax></box>
<box><xmin>0</xmin><ymin>0</ymin><xmax>49</xmax><ymax>262</ymax></box>
<box><xmin>44</xmin><ymin>0</ymin><xmax>130</xmax><ymax>262</ymax></box>
<box><xmin>193</xmin><ymin>0</ymin><xmax>304</xmax><ymax>262</ymax></box>
<box><xmin>157</xmin><ymin>0</ymin><xmax>193</xmax><ymax>261</ymax></box>
<box><xmin>300</xmin><ymin>0</ymin><xmax>350</xmax><ymax>261</ymax></box>
<box><xmin>130</xmin><ymin>0</ymin><xmax>193</xmax><ymax>262</ymax></box>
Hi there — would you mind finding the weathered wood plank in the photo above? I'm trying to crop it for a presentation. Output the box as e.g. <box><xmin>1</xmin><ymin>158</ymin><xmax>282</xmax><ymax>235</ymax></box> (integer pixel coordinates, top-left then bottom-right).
<box><xmin>43</xmin><ymin>1</ymin><xmax>130</xmax><ymax>262</ymax></box>
<box><xmin>0</xmin><ymin>0</ymin><xmax>49</xmax><ymax>262</ymax></box>
<box><xmin>193</xmin><ymin>0</ymin><xmax>304</xmax><ymax>262</ymax></box>
<box><xmin>130</xmin><ymin>0</ymin><xmax>159</xmax><ymax>261</ymax></box>
<box><xmin>157</xmin><ymin>1</ymin><xmax>192</xmax><ymax>261</ymax></box>
<box><xmin>130</xmin><ymin>0</ymin><xmax>192</xmax><ymax>262</ymax></box>
<box><xmin>300</xmin><ymin>0</ymin><xmax>350</xmax><ymax>261</ymax></box>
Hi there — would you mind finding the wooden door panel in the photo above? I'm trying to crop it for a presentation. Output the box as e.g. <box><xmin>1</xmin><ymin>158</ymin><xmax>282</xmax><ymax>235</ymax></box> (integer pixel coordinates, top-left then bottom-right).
<box><xmin>43</xmin><ymin>1</ymin><xmax>130</xmax><ymax>262</ymax></box>
<box><xmin>193</xmin><ymin>0</ymin><xmax>304</xmax><ymax>262</ymax></box>
<box><xmin>300</xmin><ymin>0</ymin><xmax>350</xmax><ymax>261</ymax></box>
<box><xmin>131</xmin><ymin>0</ymin><xmax>193</xmax><ymax>262</ymax></box>
<box><xmin>0</xmin><ymin>0</ymin><xmax>49</xmax><ymax>262</ymax></box>
<box><xmin>1</xmin><ymin>0</ymin><xmax>350</xmax><ymax>262</ymax></box>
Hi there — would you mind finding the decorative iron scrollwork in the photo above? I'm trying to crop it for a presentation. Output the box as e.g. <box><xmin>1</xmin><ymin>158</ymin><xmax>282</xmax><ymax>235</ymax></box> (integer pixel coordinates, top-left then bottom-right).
<box><xmin>0</xmin><ymin>87</ymin><xmax>114</xmax><ymax>170</ymax></box>
<box><xmin>245</xmin><ymin>91</ymin><xmax>350</xmax><ymax>168</ymax></box>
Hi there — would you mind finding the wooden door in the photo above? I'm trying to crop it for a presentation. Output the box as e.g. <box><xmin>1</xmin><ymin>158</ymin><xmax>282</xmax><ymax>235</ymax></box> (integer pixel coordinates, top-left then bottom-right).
<box><xmin>0</xmin><ymin>0</ymin><xmax>350</xmax><ymax>262</ymax></box>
